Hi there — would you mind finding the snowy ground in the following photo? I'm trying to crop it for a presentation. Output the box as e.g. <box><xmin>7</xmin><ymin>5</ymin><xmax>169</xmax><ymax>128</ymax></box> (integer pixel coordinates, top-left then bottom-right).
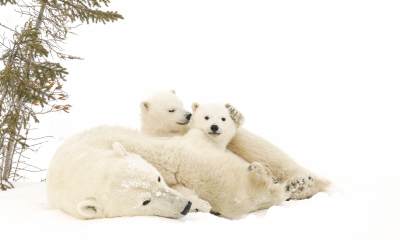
<box><xmin>1</xmin><ymin>1</ymin><xmax>399</xmax><ymax>240</ymax></box>
<box><xmin>0</xmin><ymin>180</ymin><xmax>398</xmax><ymax>241</ymax></box>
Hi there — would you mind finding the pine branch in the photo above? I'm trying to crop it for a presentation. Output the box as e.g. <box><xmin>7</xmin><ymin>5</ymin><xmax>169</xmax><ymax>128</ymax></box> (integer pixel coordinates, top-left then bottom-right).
<box><xmin>1</xmin><ymin>0</ymin><xmax>124</xmax><ymax>185</ymax></box>
<box><xmin>0</xmin><ymin>0</ymin><xmax>17</xmax><ymax>6</ymax></box>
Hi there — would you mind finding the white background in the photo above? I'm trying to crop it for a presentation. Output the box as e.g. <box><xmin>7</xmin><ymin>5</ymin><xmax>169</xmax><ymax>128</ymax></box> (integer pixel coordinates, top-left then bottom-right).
<box><xmin>1</xmin><ymin>1</ymin><xmax>400</xmax><ymax>240</ymax></box>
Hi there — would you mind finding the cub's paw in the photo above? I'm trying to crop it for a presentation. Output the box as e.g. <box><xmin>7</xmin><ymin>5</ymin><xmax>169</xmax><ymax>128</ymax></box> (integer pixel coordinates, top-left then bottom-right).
<box><xmin>285</xmin><ymin>175</ymin><xmax>315</xmax><ymax>200</ymax></box>
<box><xmin>248</xmin><ymin>162</ymin><xmax>275</xmax><ymax>186</ymax></box>
<box><xmin>248</xmin><ymin>162</ymin><xmax>267</xmax><ymax>174</ymax></box>
<box><xmin>191</xmin><ymin>199</ymin><xmax>212</xmax><ymax>213</ymax></box>
<box><xmin>225</xmin><ymin>103</ymin><xmax>245</xmax><ymax>128</ymax></box>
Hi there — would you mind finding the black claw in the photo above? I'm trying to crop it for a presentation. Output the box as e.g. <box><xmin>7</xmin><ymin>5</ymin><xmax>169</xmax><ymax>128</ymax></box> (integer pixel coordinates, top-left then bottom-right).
<box><xmin>308</xmin><ymin>176</ymin><xmax>312</xmax><ymax>180</ymax></box>
<box><xmin>302</xmin><ymin>178</ymin><xmax>305</xmax><ymax>183</ymax></box>
<box><xmin>195</xmin><ymin>209</ymin><xmax>199</xmax><ymax>212</ymax></box>
<box><xmin>297</xmin><ymin>180</ymin><xmax>300</xmax><ymax>184</ymax></box>
<box><xmin>210</xmin><ymin>210</ymin><xmax>221</xmax><ymax>216</ymax></box>
<box><xmin>292</xmin><ymin>182</ymin><xmax>295</xmax><ymax>186</ymax></box>
<box><xmin>286</xmin><ymin>185</ymin><xmax>290</xmax><ymax>191</ymax></box>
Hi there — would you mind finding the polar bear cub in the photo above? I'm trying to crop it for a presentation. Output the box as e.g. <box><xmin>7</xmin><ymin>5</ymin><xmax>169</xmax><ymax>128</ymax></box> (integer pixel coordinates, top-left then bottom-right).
<box><xmin>140</xmin><ymin>91</ymin><xmax>330</xmax><ymax>201</ymax></box>
<box><xmin>140</xmin><ymin>90</ymin><xmax>191</xmax><ymax>137</ymax></box>
<box><xmin>47</xmin><ymin>129</ymin><xmax>192</xmax><ymax>219</ymax></box>
<box><xmin>189</xmin><ymin>102</ymin><xmax>244</xmax><ymax>150</ymax></box>
<box><xmin>188</xmin><ymin>102</ymin><xmax>272</xmax><ymax>182</ymax></box>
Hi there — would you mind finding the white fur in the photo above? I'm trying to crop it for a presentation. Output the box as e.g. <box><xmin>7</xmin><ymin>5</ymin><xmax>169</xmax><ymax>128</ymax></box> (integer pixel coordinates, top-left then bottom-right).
<box><xmin>46</xmin><ymin>134</ymin><xmax>192</xmax><ymax>220</ymax></box>
<box><xmin>139</xmin><ymin>91</ymin><xmax>211</xmax><ymax>213</ymax></box>
<box><xmin>140</xmin><ymin>90</ymin><xmax>191</xmax><ymax>137</ymax></box>
<box><xmin>189</xmin><ymin>102</ymin><xmax>241</xmax><ymax>150</ymax></box>
<box><xmin>140</xmin><ymin>92</ymin><xmax>331</xmax><ymax>201</ymax></box>
<box><xmin>49</xmin><ymin>125</ymin><xmax>288</xmax><ymax>218</ymax></box>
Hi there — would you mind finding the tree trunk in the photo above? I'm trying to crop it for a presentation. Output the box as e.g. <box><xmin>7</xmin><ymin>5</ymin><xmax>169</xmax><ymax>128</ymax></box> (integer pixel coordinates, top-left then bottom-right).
<box><xmin>1</xmin><ymin>4</ymin><xmax>46</xmax><ymax>182</ymax></box>
<box><xmin>2</xmin><ymin>136</ymin><xmax>15</xmax><ymax>181</ymax></box>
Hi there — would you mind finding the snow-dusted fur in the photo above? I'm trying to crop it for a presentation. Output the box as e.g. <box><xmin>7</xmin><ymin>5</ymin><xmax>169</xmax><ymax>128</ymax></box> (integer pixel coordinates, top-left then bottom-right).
<box><xmin>46</xmin><ymin>133</ymin><xmax>193</xmax><ymax>220</ymax></box>
<box><xmin>140</xmin><ymin>91</ymin><xmax>330</xmax><ymax>200</ymax></box>
<box><xmin>140</xmin><ymin>90</ymin><xmax>191</xmax><ymax>137</ymax></box>
<box><xmin>50</xmin><ymin>125</ymin><xmax>288</xmax><ymax>218</ymax></box>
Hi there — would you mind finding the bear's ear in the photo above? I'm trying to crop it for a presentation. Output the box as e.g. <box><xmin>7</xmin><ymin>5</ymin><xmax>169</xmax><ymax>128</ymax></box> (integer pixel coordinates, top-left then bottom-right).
<box><xmin>170</xmin><ymin>89</ymin><xmax>176</xmax><ymax>94</ymax></box>
<box><xmin>140</xmin><ymin>101</ymin><xmax>149</xmax><ymax>111</ymax></box>
<box><xmin>113</xmin><ymin>142</ymin><xmax>128</xmax><ymax>157</ymax></box>
<box><xmin>191</xmin><ymin>102</ymin><xmax>199</xmax><ymax>112</ymax></box>
<box><xmin>77</xmin><ymin>199</ymin><xmax>102</xmax><ymax>219</ymax></box>
<box><xmin>225</xmin><ymin>103</ymin><xmax>245</xmax><ymax>128</ymax></box>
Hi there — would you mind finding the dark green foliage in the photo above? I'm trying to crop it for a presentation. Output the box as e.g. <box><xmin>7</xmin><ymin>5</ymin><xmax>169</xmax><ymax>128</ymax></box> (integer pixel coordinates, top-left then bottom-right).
<box><xmin>0</xmin><ymin>0</ymin><xmax>123</xmax><ymax>188</ymax></box>
<box><xmin>0</xmin><ymin>0</ymin><xmax>17</xmax><ymax>6</ymax></box>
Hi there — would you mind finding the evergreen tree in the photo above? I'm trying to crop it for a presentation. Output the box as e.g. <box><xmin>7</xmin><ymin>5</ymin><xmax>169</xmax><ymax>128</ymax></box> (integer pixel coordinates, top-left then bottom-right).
<box><xmin>0</xmin><ymin>0</ymin><xmax>123</xmax><ymax>190</ymax></box>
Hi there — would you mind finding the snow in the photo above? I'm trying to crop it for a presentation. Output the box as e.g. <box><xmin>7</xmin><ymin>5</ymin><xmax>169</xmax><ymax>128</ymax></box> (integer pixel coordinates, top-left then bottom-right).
<box><xmin>1</xmin><ymin>0</ymin><xmax>400</xmax><ymax>240</ymax></box>
<box><xmin>1</xmin><ymin>181</ymin><xmax>398</xmax><ymax>241</ymax></box>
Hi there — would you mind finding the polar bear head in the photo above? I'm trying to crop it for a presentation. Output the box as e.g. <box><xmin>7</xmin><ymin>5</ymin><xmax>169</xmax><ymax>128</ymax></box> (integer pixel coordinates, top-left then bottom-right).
<box><xmin>189</xmin><ymin>103</ymin><xmax>245</xmax><ymax>150</ymax></box>
<box><xmin>140</xmin><ymin>90</ymin><xmax>192</xmax><ymax>137</ymax></box>
<box><xmin>75</xmin><ymin>142</ymin><xmax>192</xmax><ymax>219</ymax></box>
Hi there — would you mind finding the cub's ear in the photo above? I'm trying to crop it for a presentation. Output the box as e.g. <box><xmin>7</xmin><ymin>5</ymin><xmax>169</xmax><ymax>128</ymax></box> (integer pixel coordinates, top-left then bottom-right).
<box><xmin>170</xmin><ymin>89</ymin><xmax>176</xmax><ymax>94</ymax></box>
<box><xmin>225</xmin><ymin>103</ymin><xmax>245</xmax><ymax>128</ymax></box>
<box><xmin>77</xmin><ymin>198</ymin><xmax>102</xmax><ymax>219</ymax></box>
<box><xmin>113</xmin><ymin>142</ymin><xmax>128</xmax><ymax>157</ymax></box>
<box><xmin>140</xmin><ymin>101</ymin><xmax>149</xmax><ymax>111</ymax></box>
<box><xmin>191</xmin><ymin>102</ymin><xmax>199</xmax><ymax>112</ymax></box>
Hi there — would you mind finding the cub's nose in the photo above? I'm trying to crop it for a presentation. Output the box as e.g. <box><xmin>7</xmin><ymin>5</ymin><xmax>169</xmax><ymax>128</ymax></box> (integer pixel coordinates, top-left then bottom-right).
<box><xmin>210</xmin><ymin>125</ymin><xmax>219</xmax><ymax>132</ymax></box>
<box><xmin>186</xmin><ymin>113</ymin><xmax>192</xmax><ymax>120</ymax></box>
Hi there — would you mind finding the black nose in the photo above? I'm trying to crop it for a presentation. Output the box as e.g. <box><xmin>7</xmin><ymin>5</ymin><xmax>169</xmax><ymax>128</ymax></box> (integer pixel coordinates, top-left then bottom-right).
<box><xmin>181</xmin><ymin>201</ymin><xmax>192</xmax><ymax>215</ymax></box>
<box><xmin>211</xmin><ymin>125</ymin><xmax>219</xmax><ymax>132</ymax></box>
<box><xmin>186</xmin><ymin>113</ymin><xmax>192</xmax><ymax>120</ymax></box>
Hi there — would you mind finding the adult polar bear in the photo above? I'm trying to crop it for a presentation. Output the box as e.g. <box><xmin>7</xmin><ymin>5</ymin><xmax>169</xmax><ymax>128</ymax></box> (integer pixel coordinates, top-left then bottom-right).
<box><xmin>49</xmin><ymin>125</ymin><xmax>287</xmax><ymax>219</ymax></box>
<box><xmin>140</xmin><ymin>90</ymin><xmax>330</xmax><ymax>200</ymax></box>
<box><xmin>46</xmin><ymin>137</ymin><xmax>193</xmax><ymax>219</ymax></box>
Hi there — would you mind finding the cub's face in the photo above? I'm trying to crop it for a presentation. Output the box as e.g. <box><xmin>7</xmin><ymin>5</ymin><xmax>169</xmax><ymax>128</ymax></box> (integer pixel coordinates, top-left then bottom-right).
<box><xmin>140</xmin><ymin>90</ymin><xmax>192</xmax><ymax>133</ymax></box>
<box><xmin>189</xmin><ymin>103</ymin><xmax>240</xmax><ymax>146</ymax></box>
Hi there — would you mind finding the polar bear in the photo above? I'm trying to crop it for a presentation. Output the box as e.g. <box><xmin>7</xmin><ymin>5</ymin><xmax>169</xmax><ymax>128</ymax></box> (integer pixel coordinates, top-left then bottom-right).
<box><xmin>140</xmin><ymin>90</ymin><xmax>191</xmax><ymax>137</ymax></box>
<box><xmin>188</xmin><ymin>102</ymin><xmax>245</xmax><ymax>150</ymax></box>
<box><xmin>56</xmin><ymin>125</ymin><xmax>288</xmax><ymax>218</ymax></box>
<box><xmin>188</xmin><ymin>102</ymin><xmax>329</xmax><ymax>200</ymax></box>
<box><xmin>140</xmin><ymin>91</ymin><xmax>330</xmax><ymax>200</ymax></box>
<box><xmin>139</xmin><ymin>90</ymin><xmax>212</xmax><ymax>212</ymax></box>
<box><xmin>46</xmin><ymin>132</ymin><xmax>193</xmax><ymax>219</ymax></box>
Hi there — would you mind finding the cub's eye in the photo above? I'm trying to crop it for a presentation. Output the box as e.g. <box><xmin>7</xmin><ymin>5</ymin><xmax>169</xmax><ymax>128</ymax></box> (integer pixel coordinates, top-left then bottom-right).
<box><xmin>158</xmin><ymin>176</ymin><xmax>161</xmax><ymax>182</ymax></box>
<box><xmin>143</xmin><ymin>200</ymin><xmax>151</xmax><ymax>206</ymax></box>
<box><xmin>169</xmin><ymin>110</ymin><xmax>175</xmax><ymax>112</ymax></box>
<box><xmin>222</xmin><ymin>118</ymin><xmax>226</xmax><ymax>121</ymax></box>
<box><xmin>205</xmin><ymin>116</ymin><xmax>209</xmax><ymax>120</ymax></box>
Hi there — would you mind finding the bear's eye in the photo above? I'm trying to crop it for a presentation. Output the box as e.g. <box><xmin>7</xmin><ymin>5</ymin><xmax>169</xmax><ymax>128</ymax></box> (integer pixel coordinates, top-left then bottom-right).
<box><xmin>143</xmin><ymin>200</ymin><xmax>151</xmax><ymax>206</ymax></box>
<box><xmin>222</xmin><ymin>118</ymin><xmax>226</xmax><ymax>121</ymax></box>
<box><xmin>158</xmin><ymin>176</ymin><xmax>161</xmax><ymax>182</ymax></box>
<box><xmin>205</xmin><ymin>116</ymin><xmax>209</xmax><ymax>120</ymax></box>
<box><xmin>169</xmin><ymin>110</ymin><xmax>175</xmax><ymax>113</ymax></box>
